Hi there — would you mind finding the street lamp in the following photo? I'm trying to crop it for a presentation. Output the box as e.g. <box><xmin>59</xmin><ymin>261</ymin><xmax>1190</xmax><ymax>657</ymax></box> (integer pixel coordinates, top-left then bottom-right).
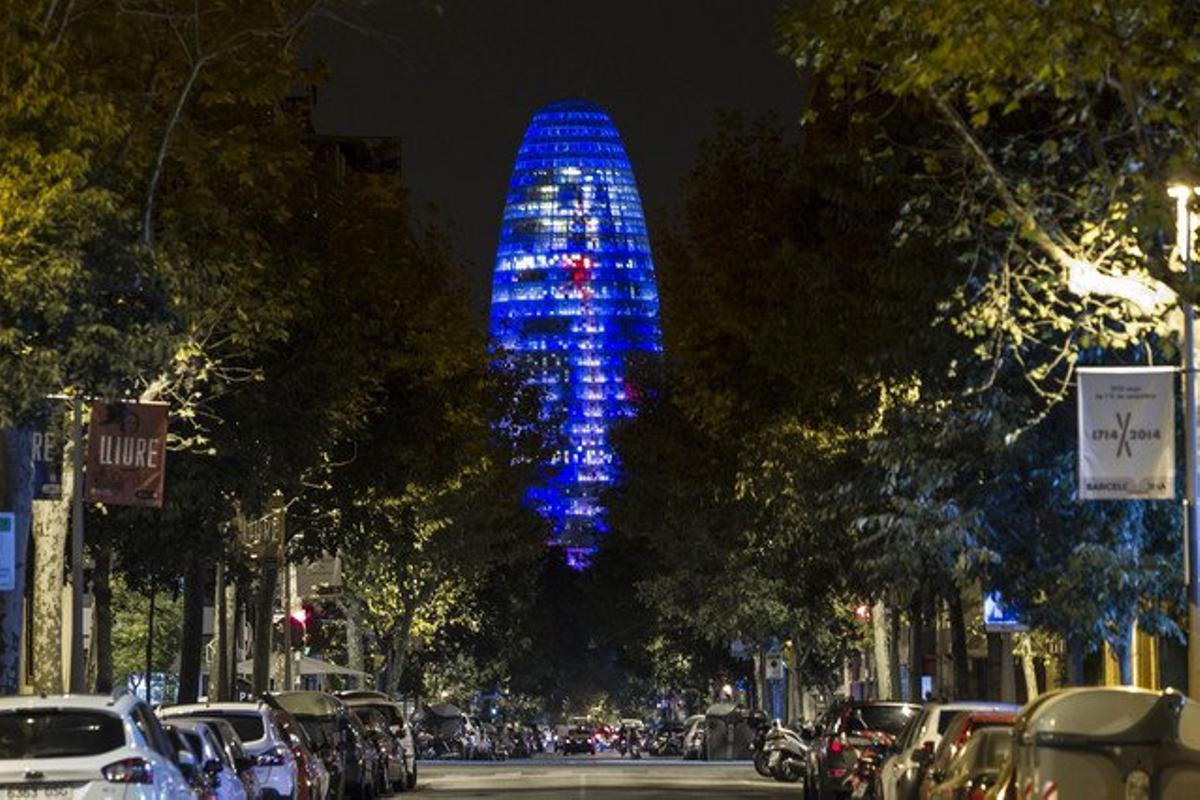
<box><xmin>1169</xmin><ymin>183</ymin><xmax>1200</xmax><ymax>699</ymax></box>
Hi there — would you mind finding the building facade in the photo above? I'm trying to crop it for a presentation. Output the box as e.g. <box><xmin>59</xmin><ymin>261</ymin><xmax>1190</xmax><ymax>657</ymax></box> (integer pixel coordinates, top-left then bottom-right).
<box><xmin>489</xmin><ymin>99</ymin><xmax>662</xmax><ymax>566</ymax></box>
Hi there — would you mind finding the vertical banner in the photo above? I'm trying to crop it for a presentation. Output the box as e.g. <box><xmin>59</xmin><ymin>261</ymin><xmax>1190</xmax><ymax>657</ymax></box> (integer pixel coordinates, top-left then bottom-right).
<box><xmin>0</xmin><ymin>512</ymin><xmax>13</xmax><ymax>591</ymax></box>
<box><xmin>1077</xmin><ymin>366</ymin><xmax>1175</xmax><ymax>500</ymax></box>
<box><xmin>31</xmin><ymin>406</ymin><xmax>63</xmax><ymax>500</ymax></box>
<box><xmin>85</xmin><ymin>400</ymin><xmax>168</xmax><ymax>508</ymax></box>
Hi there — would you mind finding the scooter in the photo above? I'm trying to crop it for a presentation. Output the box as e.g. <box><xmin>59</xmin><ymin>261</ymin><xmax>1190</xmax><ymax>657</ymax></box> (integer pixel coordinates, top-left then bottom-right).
<box><xmin>762</xmin><ymin>720</ymin><xmax>810</xmax><ymax>784</ymax></box>
<box><xmin>751</xmin><ymin>717</ymin><xmax>773</xmax><ymax>778</ymax></box>
<box><xmin>842</xmin><ymin>730</ymin><xmax>893</xmax><ymax>799</ymax></box>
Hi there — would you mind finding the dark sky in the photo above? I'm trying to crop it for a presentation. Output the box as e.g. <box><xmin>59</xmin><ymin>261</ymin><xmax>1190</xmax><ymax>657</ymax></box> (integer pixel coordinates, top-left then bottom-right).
<box><xmin>308</xmin><ymin>1</ymin><xmax>804</xmax><ymax>309</ymax></box>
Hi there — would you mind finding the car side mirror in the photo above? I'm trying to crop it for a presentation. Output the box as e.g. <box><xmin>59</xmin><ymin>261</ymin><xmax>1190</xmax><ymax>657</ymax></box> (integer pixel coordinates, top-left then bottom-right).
<box><xmin>913</xmin><ymin>742</ymin><xmax>934</xmax><ymax>766</ymax></box>
<box><xmin>204</xmin><ymin>760</ymin><xmax>222</xmax><ymax>777</ymax></box>
<box><xmin>235</xmin><ymin>756</ymin><xmax>255</xmax><ymax>772</ymax></box>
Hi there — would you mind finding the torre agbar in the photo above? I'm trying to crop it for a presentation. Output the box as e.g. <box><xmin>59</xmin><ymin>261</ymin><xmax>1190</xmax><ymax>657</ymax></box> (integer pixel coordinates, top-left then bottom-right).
<box><xmin>489</xmin><ymin>99</ymin><xmax>663</xmax><ymax>567</ymax></box>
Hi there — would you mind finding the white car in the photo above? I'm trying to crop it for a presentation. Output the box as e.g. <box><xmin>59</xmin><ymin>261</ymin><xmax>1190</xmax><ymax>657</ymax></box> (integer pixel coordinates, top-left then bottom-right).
<box><xmin>877</xmin><ymin>701</ymin><xmax>1020</xmax><ymax>800</ymax></box>
<box><xmin>0</xmin><ymin>691</ymin><xmax>193</xmax><ymax>800</ymax></box>
<box><xmin>161</xmin><ymin>702</ymin><xmax>298</xmax><ymax>800</ymax></box>
<box><xmin>336</xmin><ymin>692</ymin><xmax>418</xmax><ymax>791</ymax></box>
<box><xmin>165</xmin><ymin>719</ymin><xmax>250</xmax><ymax>800</ymax></box>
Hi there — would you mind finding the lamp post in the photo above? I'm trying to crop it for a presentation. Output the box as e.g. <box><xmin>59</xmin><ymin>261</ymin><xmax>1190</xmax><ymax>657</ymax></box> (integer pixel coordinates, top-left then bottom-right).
<box><xmin>1169</xmin><ymin>183</ymin><xmax>1200</xmax><ymax>699</ymax></box>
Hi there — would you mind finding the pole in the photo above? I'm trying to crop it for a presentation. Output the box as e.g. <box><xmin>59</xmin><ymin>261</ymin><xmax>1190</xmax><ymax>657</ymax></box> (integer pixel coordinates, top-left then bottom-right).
<box><xmin>69</xmin><ymin>400</ymin><xmax>85</xmax><ymax>693</ymax></box>
<box><xmin>1183</xmin><ymin>193</ymin><xmax>1200</xmax><ymax>700</ymax></box>
<box><xmin>214</xmin><ymin>558</ymin><xmax>227</xmax><ymax>700</ymax></box>
<box><xmin>282</xmin><ymin>560</ymin><xmax>292</xmax><ymax>691</ymax></box>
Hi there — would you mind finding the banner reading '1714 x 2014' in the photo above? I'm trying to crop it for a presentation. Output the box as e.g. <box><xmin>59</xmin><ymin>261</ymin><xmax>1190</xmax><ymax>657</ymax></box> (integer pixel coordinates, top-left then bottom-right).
<box><xmin>1077</xmin><ymin>366</ymin><xmax>1175</xmax><ymax>501</ymax></box>
<box><xmin>85</xmin><ymin>400</ymin><xmax>168</xmax><ymax>508</ymax></box>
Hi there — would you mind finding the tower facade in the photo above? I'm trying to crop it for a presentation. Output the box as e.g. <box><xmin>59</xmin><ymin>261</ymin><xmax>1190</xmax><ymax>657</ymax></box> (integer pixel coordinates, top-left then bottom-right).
<box><xmin>489</xmin><ymin>99</ymin><xmax>662</xmax><ymax>566</ymax></box>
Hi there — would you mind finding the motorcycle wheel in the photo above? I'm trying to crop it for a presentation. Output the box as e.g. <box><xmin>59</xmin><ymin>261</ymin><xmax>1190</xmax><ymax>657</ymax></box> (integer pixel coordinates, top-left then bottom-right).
<box><xmin>770</xmin><ymin>757</ymin><xmax>804</xmax><ymax>784</ymax></box>
<box><xmin>754</xmin><ymin>751</ymin><xmax>773</xmax><ymax>779</ymax></box>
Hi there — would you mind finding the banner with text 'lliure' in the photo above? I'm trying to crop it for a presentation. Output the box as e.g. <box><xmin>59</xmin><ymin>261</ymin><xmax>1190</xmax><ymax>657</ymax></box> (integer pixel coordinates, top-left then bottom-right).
<box><xmin>85</xmin><ymin>400</ymin><xmax>168</xmax><ymax>508</ymax></box>
<box><xmin>1077</xmin><ymin>366</ymin><xmax>1175</xmax><ymax>500</ymax></box>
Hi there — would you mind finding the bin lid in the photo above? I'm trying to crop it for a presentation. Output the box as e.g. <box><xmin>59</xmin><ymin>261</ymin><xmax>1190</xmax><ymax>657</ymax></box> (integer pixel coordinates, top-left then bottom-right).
<box><xmin>1024</xmin><ymin>687</ymin><xmax>1166</xmax><ymax>739</ymax></box>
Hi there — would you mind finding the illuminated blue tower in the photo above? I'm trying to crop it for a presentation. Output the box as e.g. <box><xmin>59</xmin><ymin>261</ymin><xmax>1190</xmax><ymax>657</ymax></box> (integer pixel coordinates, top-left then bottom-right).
<box><xmin>489</xmin><ymin>99</ymin><xmax>662</xmax><ymax>567</ymax></box>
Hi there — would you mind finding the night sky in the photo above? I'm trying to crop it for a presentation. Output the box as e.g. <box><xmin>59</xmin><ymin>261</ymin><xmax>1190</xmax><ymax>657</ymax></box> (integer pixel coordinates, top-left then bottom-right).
<box><xmin>308</xmin><ymin>1</ymin><xmax>803</xmax><ymax>310</ymax></box>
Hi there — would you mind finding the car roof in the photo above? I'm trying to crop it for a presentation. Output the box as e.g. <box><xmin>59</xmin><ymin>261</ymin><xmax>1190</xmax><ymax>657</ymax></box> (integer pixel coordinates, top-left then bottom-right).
<box><xmin>0</xmin><ymin>693</ymin><xmax>142</xmax><ymax>713</ymax></box>
<box><xmin>162</xmin><ymin>702</ymin><xmax>270</xmax><ymax>716</ymax></box>
<box><xmin>930</xmin><ymin>701</ymin><xmax>1022</xmax><ymax>713</ymax></box>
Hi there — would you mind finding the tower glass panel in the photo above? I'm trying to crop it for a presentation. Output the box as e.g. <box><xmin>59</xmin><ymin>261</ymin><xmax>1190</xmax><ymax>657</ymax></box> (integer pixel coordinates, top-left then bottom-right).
<box><xmin>489</xmin><ymin>99</ymin><xmax>663</xmax><ymax>567</ymax></box>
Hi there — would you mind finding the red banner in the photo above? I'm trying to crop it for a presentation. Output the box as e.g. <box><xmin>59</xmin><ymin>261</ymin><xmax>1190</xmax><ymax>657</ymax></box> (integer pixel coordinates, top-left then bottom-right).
<box><xmin>85</xmin><ymin>401</ymin><xmax>168</xmax><ymax>508</ymax></box>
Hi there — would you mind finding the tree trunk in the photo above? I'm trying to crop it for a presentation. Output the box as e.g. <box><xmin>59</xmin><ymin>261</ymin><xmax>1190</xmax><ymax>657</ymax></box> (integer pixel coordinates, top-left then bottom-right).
<box><xmin>1065</xmin><ymin>633</ymin><xmax>1087</xmax><ymax>686</ymax></box>
<box><xmin>177</xmin><ymin>555</ymin><xmax>206</xmax><ymax>703</ymax></box>
<box><xmin>0</xmin><ymin>428</ymin><xmax>34</xmax><ymax>695</ymax></box>
<box><xmin>1116</xmin><ymin>622</ymin><xmax>1135</xmax><ymax>686</ymax></box>
<box><xmin>753</xmin><ymin>649</ymin><xmax>766</xmax><ymax>712</ymax></box>
<box><xmin>342</xmin><ymin>593</ymin><xmax>364</xmax><ymax>690</ymax></box>
<box><xmin>30</xmin><ymin>477</ymin><xmax>71</xmax><ymax>694</ymax></box>
<box><xmin>872</xmin><ymin>600</ymin><xmax>895</xmax><ymax>699</ymax></box>
<box><xmin>1019</xmin><ymin>634</ymin><xmax>1040</xmax><ymax>700</ymax></box>
<box><xmin>92</xmin><ymin>542</ymin><xmax>113</xmax><ymax>692</ymax></box>
<box><xmin>907</xmin><ymin>593</ymin><xmax>923</xmax><ymax>702</ymax></box>
<box><xmin>212</xmin><ymin>559</ymin><xmax>227</xmax><ymax>701</ymax></box>
<box><xmin>888</xmin><ymin>603</ymin><xmax>901</xmax><ymax>700</ymax></box>
<box><xmin>252</xmin><ymin>562</ymin><xmax>279</xmax><ymax>694</ymax></box>
<box><xmin>947</xmin><ymin>588</ymin><xmax>970</xmax><ymax>700</ymax></box>
<box><xmin>145</xmin><ymin>588</ymin><xmax>156</xmax><ymax>702</ymax></box>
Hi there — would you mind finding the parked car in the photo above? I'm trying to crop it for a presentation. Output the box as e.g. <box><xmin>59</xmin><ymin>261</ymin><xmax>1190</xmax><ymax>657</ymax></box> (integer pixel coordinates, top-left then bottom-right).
<box><xmin>0</xmin><ymin>691</ymin><xmax>194</xmax><ymax>800</ymax></box>
<box><xmin>986</xmin><ymin>687</ymin><xmax>1200</xmax><ymax>799</ymax></box>
<box><xmin>351</xmin><ymin>707</ymin><xmax>408</xmax><ymax>793</ymax></box>
<box><xmin>924</xmin><ymin>726</ymin><xmax>1012</xmax><ymax>800</ymax></box>
<box><xmin>335</xmin><ymin>692</ymin><xmax>417</xmax><ymax>790</ymax></box>
<box><xmin>809</xmin><ymin>701</ymin><xmax>920</xmax><ymax>799</ymax></box>
<box><xmin>166</xmin><ymin>723</ymin><xmax>215</xmax><ymax>799</ymax></box>
<box><xmin>917</xmin><ymin>712</ymin><xmax>1018</xmax><ymax>800</ymax></box>
<box><xmin>877</xmin><ymin>702</ymin><xmax>1020</xmax><ymax>800</ymax></box>
<box><xmin>165</xmin><ymin>719</ymin><xmax>251</xmax><ymax>800</ymax></box>
<box><xmin>560</xmin><ymin>726</ymin><xmax>596</xmax><ymax>756</ymax></box>
<box><xmin>274</xmin><ymin>708</ymin><xmax>331</xmax><ymax>800</ymax></box>
<box><xmin>162</xmin><ymin>701</ymin><xmax>300</xmax><ymax>800</ymax></box>
<box><xmin>180</xmin><ymin>717</ymin><xmax>261</xmax><ymax>800</ymax></box>
<box><xmin>272</xmin><ymin>691</ymin><xmax>378</xmax><ymax>800</ymax></box>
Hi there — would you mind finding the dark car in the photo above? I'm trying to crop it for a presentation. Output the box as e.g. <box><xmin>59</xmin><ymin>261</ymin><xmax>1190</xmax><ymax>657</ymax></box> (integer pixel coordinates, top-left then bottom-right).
<box><xmin>273</xmin><ymin>691</ymin><xmax>378</xmax><ymax>800</ymax></box>
<box><xmin>560</xmin><ymin>727</ymin><xmax>596</xmax><ymax>755</ymax></box>
<box><xmin>352</xmin><ymin>707</ymin><xmax>408</xmax><ymax>793</ymax></box>
<box><xmin>810</xmin><ymin>701</ymin><xmax>920</xmax><ymax>799</ymax></box>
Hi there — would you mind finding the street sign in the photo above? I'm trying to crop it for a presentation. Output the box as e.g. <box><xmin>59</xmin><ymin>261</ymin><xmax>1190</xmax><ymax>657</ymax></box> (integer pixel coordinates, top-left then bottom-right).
<box><xmin>1077</xmin><ymin>367</ymin><xmax>1175</xmax><ymax>500</ymax></box>
<box><xmin>0</xmin><ymin>512</ymin><xmax>15</xmax><ymax>591</ymax></box>
<box><xmin>983</xmin><ymin>591</ymin><xmax>1028</xmax><ymax>633</ymax></box>
<box><xmin>765</xmin><ymin>653</ymin><xmax>784</xmax><ymax>681</ymax></box>
<box><xmin>85</xmin><ymin>400</ymin><xmax>168</xmax><ymax>508</ymax></box>
<box><xmin>31</xmin><ymin>409</ymin><xmax>63</xmax><ymax>500</ymax></box>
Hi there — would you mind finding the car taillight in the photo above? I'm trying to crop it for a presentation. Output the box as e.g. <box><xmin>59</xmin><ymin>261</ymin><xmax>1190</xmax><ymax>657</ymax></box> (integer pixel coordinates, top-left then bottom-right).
<box><xmin>829</xmin><ymin>739</ymin><xmax>843</xmax><ymax>754</ymax></box>
<box><xmin>967</xmin><ymin>790</ymin><xmax>987</xmax><ymax>800</ymax></box>
<box><xmin>103</xmin><ymin>757</ymin><xmax>155</xmax><ymax>784</ymax></box>
<box><xmin>257</xmin><ymin>746</ymin><xmax>290</xmax><ymax>766</ymax></box>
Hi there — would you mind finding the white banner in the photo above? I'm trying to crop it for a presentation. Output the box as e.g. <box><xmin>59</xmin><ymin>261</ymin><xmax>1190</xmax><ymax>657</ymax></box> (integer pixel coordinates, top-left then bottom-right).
<box><xmin>1078</xmin><ymin>367</ymin><xmax>1175</xmax><ymax>500</ymax></box>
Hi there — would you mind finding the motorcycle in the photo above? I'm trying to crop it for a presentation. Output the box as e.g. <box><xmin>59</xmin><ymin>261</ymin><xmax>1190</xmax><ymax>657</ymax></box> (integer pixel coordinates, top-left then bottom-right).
<box><xmin>762</xmin><ymin>720</ymin><xmax>809</xmax><ymax>784</ymax></box>
<box><xmin>751</xmin><ymin>716</ymin><xmax>773</xmax><ymax>778</ymax></box>
<box><xmin>842</xmin><ymin>730</ymin><xmax>894</xmax><ymax>800</ymax></box>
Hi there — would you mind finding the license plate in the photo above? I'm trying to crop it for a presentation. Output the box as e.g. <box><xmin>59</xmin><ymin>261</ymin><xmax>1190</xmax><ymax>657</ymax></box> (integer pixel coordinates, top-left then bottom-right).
<box><xmin>0</xmin><ymin>784</ymin><xmax>78</xmax><ymax>800</ymax></box>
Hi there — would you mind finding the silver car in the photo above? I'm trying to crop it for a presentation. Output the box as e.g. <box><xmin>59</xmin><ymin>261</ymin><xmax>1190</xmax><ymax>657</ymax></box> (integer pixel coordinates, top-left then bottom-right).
<box><xmin>165</xmin><ymin>719</ymin><xmax>250</xmax><ymax>800</ymax></box>
<box><xmin>336</xmin><ymin>692</ymin><xmax>417</xmax><ymax>791</ymax></box>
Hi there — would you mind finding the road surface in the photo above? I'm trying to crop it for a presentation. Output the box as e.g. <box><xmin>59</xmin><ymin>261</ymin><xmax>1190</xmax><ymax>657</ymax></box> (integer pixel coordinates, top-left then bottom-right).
<box><xmin>416</xmin><ymin>758</ymin><xmax>804</xmax><ymax>798</ymax></box>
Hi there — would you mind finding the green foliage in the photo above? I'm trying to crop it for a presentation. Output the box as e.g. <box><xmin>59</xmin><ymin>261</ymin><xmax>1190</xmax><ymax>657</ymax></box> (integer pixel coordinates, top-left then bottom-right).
<box><xmin>111</xmin><ymin>574</ymin><xmax>183</xmax><ymax>697</ymax></box>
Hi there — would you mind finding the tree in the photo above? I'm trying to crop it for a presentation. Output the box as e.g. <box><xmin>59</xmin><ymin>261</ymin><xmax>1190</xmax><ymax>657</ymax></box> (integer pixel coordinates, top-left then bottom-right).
<box><xmin>778</xmin><ymin>0</ymin><xmax>1199</xmax><ymax>406</ymax></box>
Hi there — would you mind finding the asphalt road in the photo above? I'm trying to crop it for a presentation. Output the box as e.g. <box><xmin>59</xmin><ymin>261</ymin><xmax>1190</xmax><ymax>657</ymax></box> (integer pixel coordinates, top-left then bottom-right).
<box><xmin>416</xmin><ymin>758</ymin><xmax>805</xmax><ymax>799</ymax></box>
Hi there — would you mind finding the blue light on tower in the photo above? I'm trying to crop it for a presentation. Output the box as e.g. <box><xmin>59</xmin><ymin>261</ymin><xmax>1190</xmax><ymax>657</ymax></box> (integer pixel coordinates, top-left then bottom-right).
<box><xmin>489</xmin><ymin>99</ymin><xmax>663</xmax><ymax>568</ymax></box>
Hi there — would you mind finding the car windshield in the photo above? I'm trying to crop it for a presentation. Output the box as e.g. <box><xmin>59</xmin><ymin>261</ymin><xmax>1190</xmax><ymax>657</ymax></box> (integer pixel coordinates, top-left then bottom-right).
<box><xmin>295</xmin><ymin>716</ymin><xmax>341</xmax><ymax>749</ymax></box>
<box><xmin>844</xmin><ymin>706</ymin><xmax>915</xmax><ymax>735</ymax></box>
<box><xmin>352</xmin><ymin>704</ymin><xmax>403</xmax><ymax>729</ymax></box>
<box><xmin>187</xmin><ymin>713</ymin><xmax>265</xmax><ymax>744</ymax></box>
<box><xmin>973</xmin><ymin>729</ymin><xmax>1012</xmax><ymax>769</ymax></box>
<box><xmin>0</xmin><ymin>710</ymin><xmax>126</xmax><ymax>759</ymax></box>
